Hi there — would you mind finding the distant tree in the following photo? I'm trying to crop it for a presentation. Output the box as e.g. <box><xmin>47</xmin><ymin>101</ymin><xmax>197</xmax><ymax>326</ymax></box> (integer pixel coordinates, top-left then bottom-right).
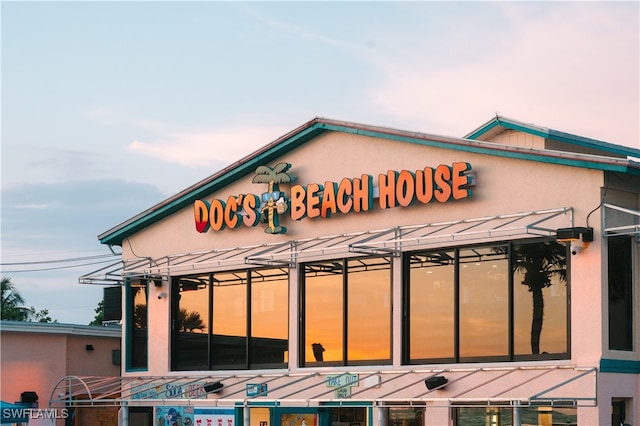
<box><xmin>1</xmin><ymin>277</ymin><xmax>57</xmax><ymax>323</ymax></box>
<box><xmin>29</xmin><ymin>306</ymin><xmax>55</xmax><ymax>323</ymax></box>
<box><xmin>89</xmin><ymin>300</ymin><xmax>104</xmax><ymax>326</ymax></box>
<box><xmin>1</xmin><ymin>277</ymin><xmax>30</xmax><ymax>321</ymax></box>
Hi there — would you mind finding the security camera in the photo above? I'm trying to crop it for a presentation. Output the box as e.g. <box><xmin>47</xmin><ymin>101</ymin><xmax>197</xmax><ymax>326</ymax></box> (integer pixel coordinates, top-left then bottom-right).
<box><xmin>570</xmin><ymin>240</ymin><xmax>586</xmax><ymax>255</ymax></box>
<box><xmin>157</xmin><ymin>292</ymin><xmax>167</xmax><ymax>299</ymax></box>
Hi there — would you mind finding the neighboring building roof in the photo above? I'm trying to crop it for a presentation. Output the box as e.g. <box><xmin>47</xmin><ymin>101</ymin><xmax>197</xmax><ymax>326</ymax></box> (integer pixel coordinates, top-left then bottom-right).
<box><xmin>97</xmin><ymin>116</ymin><xmax>640</xmax><ymax>247</ymax></box>
<box><xmin>465</xmin><ymin>115</ymin><xmax>640</xmax><ymax>158</ymax></box>
<box><xmin>0</xmin><ymin>321</ymin><xmax>121</xmax><ymax>338</ymax></box>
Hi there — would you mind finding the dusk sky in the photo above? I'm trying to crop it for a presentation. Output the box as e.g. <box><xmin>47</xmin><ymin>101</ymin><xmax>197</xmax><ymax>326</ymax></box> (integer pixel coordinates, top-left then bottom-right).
<box><xmin>1</xmin><ymin>1</ymin><xmax>638</xmax><ymax>324</ymax></box>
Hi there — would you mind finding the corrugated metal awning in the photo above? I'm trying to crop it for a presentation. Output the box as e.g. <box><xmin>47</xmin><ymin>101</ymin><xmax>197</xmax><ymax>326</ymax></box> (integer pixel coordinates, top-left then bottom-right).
<box><xmin>80</xmin><ymin>207</ymin><xmax>573</xmax><ymax>285</ymax></box>
<box><xmin>49</xmin><ymin>366</ymin><xmax>596</xmax><ymax>408</ymax></box>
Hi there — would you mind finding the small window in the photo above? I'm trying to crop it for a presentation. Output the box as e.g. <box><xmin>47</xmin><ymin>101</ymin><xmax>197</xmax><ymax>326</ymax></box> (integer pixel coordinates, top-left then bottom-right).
<box><xmin>127</xmin><ymin>279</ymin><xmax>148</xmax><ymax>371</ymax></box>
<box><xmin>608</xmin><ymin>235</ymin><xmax>634</xmax><ymax>351</ymax></box>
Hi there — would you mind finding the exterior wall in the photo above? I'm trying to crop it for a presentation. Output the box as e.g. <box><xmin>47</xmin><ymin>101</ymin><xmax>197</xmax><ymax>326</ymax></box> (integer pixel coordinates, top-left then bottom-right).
<box><xmin>488</xmin><ymin>128</ymin><xmax>546</xmax><ymax>149</ymax></box>
<box><xmin>0</xmin><ymin>322</ymin><xmax>121</xmax><ymax>426</ymax></box>
<box><xmin>598</xmin><ymin>372</ymin><xmax>639</xmax><ymax>425</ymax></box>
<box><xmin>66</xmin><ymin>334</ymin><xmax>121</xmax><ymax>377</ymax></box>
<box><xmin>1</xmin><ymin>332</ymin><xmax>67</xmax><ymax>405</ymax></box>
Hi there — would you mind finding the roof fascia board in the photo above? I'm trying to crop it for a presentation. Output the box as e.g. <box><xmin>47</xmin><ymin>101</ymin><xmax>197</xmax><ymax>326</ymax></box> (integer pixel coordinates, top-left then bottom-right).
<box><xmin>546</xmin><ymin>129</ymin><xmax>640</xmax><ymax>157</ymax></box>
<box><xmin>321</xmin><ymin>122</ymin><xmax>638</xmax><ymax>175</ymax></box>
<box><xmin>464</xmin><ymin>118</ymin><xmax>505</xmax><ymax>140</ymax></box>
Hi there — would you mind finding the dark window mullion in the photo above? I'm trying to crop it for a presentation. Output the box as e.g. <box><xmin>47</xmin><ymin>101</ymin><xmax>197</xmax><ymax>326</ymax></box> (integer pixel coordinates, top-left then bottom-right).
<box><xmin>454</xmin><ymin>248</ymin><xmax>460</xmax><ymax>362</ymax></box>
<box><xmin>299</xmin><ymin>265</ymin><xmax>306</xmax><ymax>366</ymax></box>
<box><xmin>343</xmin><ymin>258</ymin><xmax>348</xmax><ymax>365</ymax></box>
<box><xmin>402</xmin><ymin>255</ymin><xmax>410</xmax><ymax>364</ymax></box>
<box><xmin>246</xmin><ymin>270</ymin><xmax>252</xmax><ymax>368</ymax></box>
<box><xmin>208</xmin><ymin>273</ymin><xmax>214</xmax><ymax>370</ymax></box>
<box><xmin>508</xmin><ymin>243</ymin><xmax>514</xmax><ymax>360</ymax></box>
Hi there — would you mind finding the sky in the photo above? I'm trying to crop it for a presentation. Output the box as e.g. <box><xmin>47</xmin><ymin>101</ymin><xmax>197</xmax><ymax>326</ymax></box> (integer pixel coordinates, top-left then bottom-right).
<box><xmin>1</xmin><ymin>1</ymin><xmax>639</xmax><ymax>325</ymax></box>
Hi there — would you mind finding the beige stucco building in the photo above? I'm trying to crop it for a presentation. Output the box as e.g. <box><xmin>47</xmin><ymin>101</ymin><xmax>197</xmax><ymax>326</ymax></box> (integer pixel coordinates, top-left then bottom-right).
<box><xmin>68</xmin><ymin>116</ymin><xmax>639</xmax><ymax>426</ymax></box>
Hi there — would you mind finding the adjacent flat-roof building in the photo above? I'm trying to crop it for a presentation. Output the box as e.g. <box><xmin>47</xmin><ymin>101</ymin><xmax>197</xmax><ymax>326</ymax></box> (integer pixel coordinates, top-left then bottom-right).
<box><xmin>1</xmin><ymin>321</ymin><xmax>121</xmax><ymax>425</ymax></box>
<box><xmin>71</xmin><ymin>116</ymin><xmax>639</xmax><ymax>426</ymax></box>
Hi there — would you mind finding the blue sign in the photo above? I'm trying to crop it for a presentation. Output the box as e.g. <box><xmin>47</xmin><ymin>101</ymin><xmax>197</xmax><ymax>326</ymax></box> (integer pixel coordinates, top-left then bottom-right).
<box><xmin>246</xmin><ymin>383</ymin><xmax>268</xmax><ymax>397</ymax></box>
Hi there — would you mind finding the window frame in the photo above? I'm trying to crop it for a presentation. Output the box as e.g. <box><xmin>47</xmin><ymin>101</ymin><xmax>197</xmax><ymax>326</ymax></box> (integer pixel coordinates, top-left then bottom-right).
<box><xmin>170</xmin><ymin>267</ymin><xmax>290</xmax><ymax>371</ymax></box>
<box><xmin>300</xmin><ymin>256</ymin><xmax>393</xmax><ymax>367</ymax></box>
<box><xmin>125</xmin><ymin>277</ymin><xmax>149</xmax><ymax>372</ymax></box>
<box><xmin>403</xmin><ymin>238</ymin><xmax>570</xmax><ymax>364</ymax></box>
<box><xmin>607</xmin><ymin>234</ymin><xmax>634</xmax><ymax>351</ymax></box>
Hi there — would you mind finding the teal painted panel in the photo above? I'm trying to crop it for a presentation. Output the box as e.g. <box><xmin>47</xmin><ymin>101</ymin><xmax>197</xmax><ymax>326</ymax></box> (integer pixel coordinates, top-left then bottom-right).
<box><xmin>600</xmin><ymin>358</ymin><xmax>640</xmax><ymax>373</ymax></box>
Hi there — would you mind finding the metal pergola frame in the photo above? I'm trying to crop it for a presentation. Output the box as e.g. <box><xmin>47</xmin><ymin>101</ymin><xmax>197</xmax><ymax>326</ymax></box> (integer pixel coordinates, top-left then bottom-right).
<box><xmin>80</xmin><ymin>207</ymin><xmax>573</xmax><ymax>285</ymax></box>
<box><xmin>602</xmin><ymin>203</ymin><xmax>640</xmax><ymax>239</ymax></box>
<box><xmin>49</xmin><ymin>366</ymin><xmax>597</xmax><ymax>408</ymax></box>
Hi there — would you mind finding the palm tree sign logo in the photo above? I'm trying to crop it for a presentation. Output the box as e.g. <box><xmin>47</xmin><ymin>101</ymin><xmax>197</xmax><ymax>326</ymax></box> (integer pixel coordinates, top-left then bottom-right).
<box><xmin>252</xmin><ymin>162</ymin><xmax>295</xmax><ymax>234</ymax></box>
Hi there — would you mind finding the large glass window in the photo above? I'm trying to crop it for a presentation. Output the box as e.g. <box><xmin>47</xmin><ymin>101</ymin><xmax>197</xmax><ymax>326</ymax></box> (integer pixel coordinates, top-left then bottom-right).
<box><xmin>172</xmin><ymin>267</ymin><xmax>289</xmax><ymax>371</ymax></box>
<box><xmin>408</xmin><ymin>251</ymin><xmax>455</xmax><ymax>361</ymax></box>
<box><xmin>459</xmin><ymin>246</ymin><xmax>509</xmax><ymax>360</ymax></box>
<box><xmin>513</xmin><ymin>241</ymin><xmax>568</xmax><ymax>358</ymax></box>
<box><xmin>127</xmin><ymin>279</ymin><xmax>148</xmax><ymax>370</ymax></box>
<box><xmin>405</xmin><ymin>240</ymin><xmax>568</xmax><ymax>363</ymax></box>
<box><xmin>608</xmin><ymin>235</ymin><xmax>633</xmax><ymax>351</ymax></box>
<box><xmin>304</xmin><ymin>261</ymin><xmax>344</xmax><ymax>363</ymax></box>
<box><xmin>302</xmin><ymin>257</ymin><xmax>391</xmax><ymax>366</ymax></box>
<box><xmin>212</xmin><ymin>271</ymin><xmax>248</xmax><ymax>369</ymax></box>
<box><xmin>174</xmin><ymin>274</ymin><xmax>209</xmax><ymax>370</ymax></box>
<box><xmin>250</xmin><ymin>268</ymin><xmax>290</xmax><ymax>367</ymax></box>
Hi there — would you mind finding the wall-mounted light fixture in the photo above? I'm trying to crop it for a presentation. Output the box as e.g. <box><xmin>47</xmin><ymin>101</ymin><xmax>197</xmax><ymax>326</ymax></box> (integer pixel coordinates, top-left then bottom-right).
<box><xmin>21</xmin><ymin>391</ymin><xmax>39</xmax><ymax>404</ymax></box>
<box><xmin>425</xmin><ymin>375</ymin><xmax>448</xmax><ymax>390</ymax></box>
<box><xmin>152</xmin><ymin>278</ymin><xmax>163</xmax><ymax>287</ymax></box>
<box><xmin>85</xmin><ymin>344</ymin><xmax>94</xmax><ymax>351</ymax></box>
<box><xmin>203</xmin><ymin>381</ymin><xmax>224</xmax><ymax>393</ymax></box>
<box><xmin>556</xmin><ymin>227</ymin><xmax>593</xmax><ymax>255</ymax></box>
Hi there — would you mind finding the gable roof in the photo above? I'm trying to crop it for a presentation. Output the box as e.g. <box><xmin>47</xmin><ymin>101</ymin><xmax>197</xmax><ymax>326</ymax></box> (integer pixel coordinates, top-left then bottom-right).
<box><xmin>466</xmin><ymin>115</ymin><xmax>640</xmax><ymax>158</ymax></box>
<box><xmin>98</xmin><ymin>117</ymin><xmax>640</xmax><ymax>247</ymax></box>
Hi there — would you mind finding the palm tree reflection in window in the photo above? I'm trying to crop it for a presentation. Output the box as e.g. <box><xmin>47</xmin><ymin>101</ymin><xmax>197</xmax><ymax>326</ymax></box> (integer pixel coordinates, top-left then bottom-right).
<box><xmin>176</xmin><ymin>308</ymin><xmax>205</xmax><ymax>333</ymax></box>
<box><xmin>131</xmin><ymin>286</ymin><xmax>148</xmax><ymax>329</ymax></box>
<box><xmin>512</xmin><ymin>242</ymin><xmax>567</xmax><ymax>355</ymax></box>
<box><xmin>133</xmin><ymin>304</ymin><xmax>148</xmax><ymax>329</ymax></box>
